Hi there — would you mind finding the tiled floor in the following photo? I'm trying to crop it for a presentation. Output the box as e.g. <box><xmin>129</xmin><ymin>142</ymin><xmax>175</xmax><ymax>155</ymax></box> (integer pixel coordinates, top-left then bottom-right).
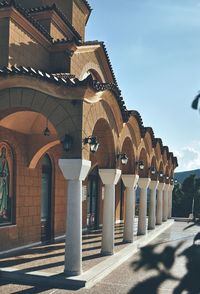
<box><xmin>0</xmin><ymin>221</ymin><xmax>199</xmax><ymax>294</ymax></box>
<box><xmin>0</xmin><ymin>222</ymin><xmax>137</xmax><ymax>275</ymax></box>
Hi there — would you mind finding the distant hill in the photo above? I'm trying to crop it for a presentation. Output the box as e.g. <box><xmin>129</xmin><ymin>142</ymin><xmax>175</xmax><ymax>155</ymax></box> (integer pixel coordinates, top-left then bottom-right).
<box><xmin>175</xmin><ymin>169</ymin><xmax>200</xmax><ymax>184</ymax></box>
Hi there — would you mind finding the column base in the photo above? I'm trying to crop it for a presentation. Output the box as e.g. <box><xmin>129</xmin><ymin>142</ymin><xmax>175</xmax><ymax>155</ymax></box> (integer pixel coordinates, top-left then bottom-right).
<box><xmin>137</xmin><ymin>231</ymin><xmax>146</xmax><ymax>236</ymax></box>
<box><xmin>123</xmin><ymin>239</ymin><xmax>133</xmax><ymax>244</ymax></box>
<box><xmin>101</xmin><ymin>250</ymin><xmax>114</xmax><ymax>256</ymax></box>
<box><xmin>148</xmin><ymin>226</ymin><xmax>155</xmax><ymax>230</ymax></box>
<box><xmin>156</xmin><ymin>221</ymin><xmax>162</xmax><ymax>225</ymax></box>
<box><xmin>64</xmin><ymin>270</ymin><xmax>82</xmax><ymax>277</ymax></box>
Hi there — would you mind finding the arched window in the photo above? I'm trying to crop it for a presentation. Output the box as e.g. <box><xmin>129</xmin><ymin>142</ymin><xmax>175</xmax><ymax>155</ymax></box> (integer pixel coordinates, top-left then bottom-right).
<box><xmin>0</xmin><ymin>142</ymin><xmax>14</xmax><ymax>226</ymax></box>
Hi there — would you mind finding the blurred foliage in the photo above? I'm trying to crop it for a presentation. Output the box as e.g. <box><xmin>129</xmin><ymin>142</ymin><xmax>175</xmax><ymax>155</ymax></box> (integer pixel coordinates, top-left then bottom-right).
<box><xmin>173</xmin><ymin>174</ymin><xmax>200</xmax><ymax>219</ymax></box>
<box><xmin>128</xmin><ymin>234</ymin><xmax>200</xmax><ymax>294</ymax></box>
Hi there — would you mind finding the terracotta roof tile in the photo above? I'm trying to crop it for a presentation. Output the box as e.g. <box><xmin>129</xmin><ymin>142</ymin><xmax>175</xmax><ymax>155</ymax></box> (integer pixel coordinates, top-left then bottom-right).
<box><xmin>0</xmin><ymin>66</ymin><xmax>129</xmax><ymax>122</ymax></box>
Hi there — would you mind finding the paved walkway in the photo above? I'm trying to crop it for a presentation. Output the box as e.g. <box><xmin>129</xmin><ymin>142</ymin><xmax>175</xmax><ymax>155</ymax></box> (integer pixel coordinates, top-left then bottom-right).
<box><xmin>0</xmin><ymin>221</ymin><xmax>199</xmax><ymax>293</ymax></box>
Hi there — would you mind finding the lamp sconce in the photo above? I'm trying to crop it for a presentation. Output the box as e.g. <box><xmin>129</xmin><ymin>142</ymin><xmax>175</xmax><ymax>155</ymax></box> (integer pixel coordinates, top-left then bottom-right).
<box><xmin>43</xmin><ymin>118</ymin><xmax>50</xmax><ymax>137</ymax></box>
<box><xmin>84</xmin><ymin>136</ymin><xmax>99</xmax><ymax>153</ymax></box>
<box><xmin>117</xmin><ymin>153</ymin><xmax>128</xmax><ymax>165</ymax></box>
<box><xmin>136</xmin><ymin>160</ymin><xmax>145</xmax><ymax>170</ymax></box>
<box><xmin>159</xmin><ymin>171</ymin><xmax>164</xmax><ymax>178</ymax></box>
<box><xmin>165</xmin><ymin>175</ymin><xmax>170</xmax><ymax>181</ymax></box>
<box><xmin>60</xmin><ymin>134</ymin><xmax>73</xmax><ymax>152</ymax></box>
<box><xmin>170</xmin><ymin>178</ymin><xmax>174</xmax><ymax>184</ymax></box>
<box><xmin>149</xmin><ymin>166</ymin><xmax>157</xmax><ymax>176</ymax></box>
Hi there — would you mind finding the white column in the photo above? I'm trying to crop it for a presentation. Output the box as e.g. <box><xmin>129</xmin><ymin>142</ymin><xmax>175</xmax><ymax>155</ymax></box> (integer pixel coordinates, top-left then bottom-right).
<box><xmin>137</xmin><ymin>178</ymin><xmax>151</xmax><ymax>235</ymax></box>
<box><xmin>168</xmin><ymin>185</ymin><xmax>174</xmax><ymax>218</ymax></box>
<box><xmin>156</xmin><ymin>182</ymin><xmax>165</xmax><ymax>225</ymax></box>
<box><xmin>163</xmin><ymin>184</ymin><xmax>169</xmax><ymax>221</ymax></box>
<box><xmin>148</xmin><ymin>180</ymin><xmax>159</xmax><ymax>230</ymax></box>
<box><xmin>99</xmin><ymin>169</ymin><xmax>121</xmax><ymax>256</ymax></box>
<box><xmin>122</xmin><ymin>174</ymin><xmax>139</xmax><ymax>243</ymax></box>
<box><xmin>59</xmin><ymin>159</ymin><xmax>91</xmax><ymax>276</ymax></box>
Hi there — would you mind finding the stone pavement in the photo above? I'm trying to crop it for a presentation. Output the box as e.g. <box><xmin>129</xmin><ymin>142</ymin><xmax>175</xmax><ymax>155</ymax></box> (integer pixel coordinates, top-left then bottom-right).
<box><xmin>0</xmin><ymin>221</ymin><xmax>199</xmax><ymax>293</ymax></box>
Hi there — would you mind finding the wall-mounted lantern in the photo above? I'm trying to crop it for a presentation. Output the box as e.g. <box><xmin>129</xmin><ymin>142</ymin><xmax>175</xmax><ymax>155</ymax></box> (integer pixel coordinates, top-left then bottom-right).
<box><xmin>60</xmin><ymin>134</ymin><xmax>73</xmax><ymax>152</ymax></box>
<box><xmin>84</xmin><ymin>136</ymin><xmax>99</xmax><ymax>153</ymax></box>
<box><xmin>136</xmin><ymin>160</ymin><xmax>145</xmax><ymax>170</ymax></box>
<box><xmin>117</xmin><ymin>153</ymin><xmax>128</xmax><ymax>165</ymax></box>
<box><xmin>149</xmin><ymin>166</ymin><xmax>157</xmax><ymax>176</ymax></box>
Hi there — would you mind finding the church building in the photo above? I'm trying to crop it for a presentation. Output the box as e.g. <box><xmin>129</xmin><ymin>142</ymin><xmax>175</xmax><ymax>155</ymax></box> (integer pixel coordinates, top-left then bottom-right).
<box><xmin>0</xmin><ymin>0</ymin><xmax>178</xmax><ymax>276</ymax></box>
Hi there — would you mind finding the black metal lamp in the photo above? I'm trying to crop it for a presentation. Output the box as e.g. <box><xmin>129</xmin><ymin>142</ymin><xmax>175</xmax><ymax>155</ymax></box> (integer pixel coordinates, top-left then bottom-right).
<box><xmin>136</xmin><ymin>160</ymin><xmax>144</xmax><ymax>170</ymax></box>
<box><xmin>60</xmin><ymin>134</ymin><xmax>73</xmax><ymax>151</ymax></box>
<box><xmin>84</xmin><ymin>136</ymin><xmax>99</xmax><ymax>153</ymax></box>
<box><xmin>149</xmin><ymin>166</ymin><xmax>157</xmax><ymax>175</ymax></box>
<box><xmin>166</xmin><ymin>175</ymin><xmax>170</xmax><ymax>180</ymax></box>
<box><xmin>117</xmin><ymin>153</ymin><xmax>128</xmax><ymax>165</ymax></box>
<box><xmin>159</xmin><ymin>171</ymin><xmax>164</xmax><ymax>177</ymax></box>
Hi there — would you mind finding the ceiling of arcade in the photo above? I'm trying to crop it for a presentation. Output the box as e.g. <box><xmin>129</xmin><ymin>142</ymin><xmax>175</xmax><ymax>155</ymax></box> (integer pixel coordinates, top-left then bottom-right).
<box><xmin>0</xmin><ymin>111</ymin><xmax>57</xmax><ymax>135</ymax></box>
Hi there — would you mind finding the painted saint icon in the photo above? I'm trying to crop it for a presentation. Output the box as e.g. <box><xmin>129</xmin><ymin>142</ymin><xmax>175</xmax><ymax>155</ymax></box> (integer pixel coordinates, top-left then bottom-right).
<box><xmin>0</xmin><ymin>147</ymin><xmax>9</xmax><ymax>220</ymax></box>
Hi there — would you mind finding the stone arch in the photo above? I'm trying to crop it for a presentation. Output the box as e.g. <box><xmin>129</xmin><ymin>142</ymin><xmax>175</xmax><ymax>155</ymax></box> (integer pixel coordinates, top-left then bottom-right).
<box><xmin>0</xmin><ymin>87</ymin><xmax>84</xmax><ymax>159</ymax></box>
<box><xmin>87</xmin><ymin>118</ymin><xmax>116</xmax><ymax>168</ymax></box>
<box><xmin>127</xmin><ymin>115</ymin><xmax>142</xmax><ymax>148</ymax></box>
<box><xmin>154</xmin><ymin>140</ymin><xmax>162</xmax><ymax>168</ymax></box>
<box><xmin>29</xmin><ymin>140</ymin><xmax>60</xmax><ymax>169</ymax></box>
<box><xmin>0</xmin><ymin>87</ymin><xmax>81</xmax><ymax>139</ymax></box>
<box><xmin>0</xmin><ymin>108</ymin><xmax>61</xmax><ymax>168</ymax></box>
<box><xmin>120</xmin><ymin>137</ymin><xmax>135</xmax><ymax>174</ymax></box>
<box><xmin>143</xmin><ymin>128</ymin><xmax>155</xmax><ymax>157</ymax></box>
<box><xmin>82</xmin><ymin>98</ymin><xmax>122</xmax><ymax>160</ymax></box>
<box><xmin>162</xmin><ymin>147</ymin><xmax>169</xmax><ymax>166</ymax></box>
<box><xmin>79</xmin><ymin>62</ymin><xmax>105</xmax><ymax>82</ymax></box>
<box><xmin>138</xmin><ymin>148</ymin><xmax>148</xmax><ymax>178</ymax></box>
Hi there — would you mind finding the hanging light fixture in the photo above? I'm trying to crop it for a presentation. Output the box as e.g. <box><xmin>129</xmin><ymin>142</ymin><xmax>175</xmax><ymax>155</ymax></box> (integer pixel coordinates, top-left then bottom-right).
<box><xmin>117</xmin><ymin>153</ymin><xmax>128</xmax><ymax>165</ymax></box>
<box><xmin>84</xmin><ymin>136</ymin><xmax>99</xmax><ymax>153</ymax></box>
<box><xmin>43</xmin><ymin>118</ymin><xmax>50</xmax><ymax>136</ymax></box>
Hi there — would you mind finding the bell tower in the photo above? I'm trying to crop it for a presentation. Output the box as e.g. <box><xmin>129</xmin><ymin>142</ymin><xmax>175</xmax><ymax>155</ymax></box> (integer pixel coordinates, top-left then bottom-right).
<box><xmin>17</xmin><ymin>0</ymin><xmax>91</xmax><ymax>41</ymax></box>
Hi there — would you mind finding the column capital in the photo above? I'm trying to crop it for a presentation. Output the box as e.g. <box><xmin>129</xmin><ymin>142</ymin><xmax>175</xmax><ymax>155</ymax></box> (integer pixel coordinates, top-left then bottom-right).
<box><xmin>59</xmin><ymin>159</ymin><xmax>91</xmax><ymax>181</ymax></box>
<box><xmin>149</xmin><ymin>180</ymin><xmax>159</xmax><ymax>190</ymax></box>
<box><xmin>138</xmin><ymin>177</ymin><xmax>151</xmax><ymax>189</ymax></box>
<box><xmin>99</xmin><ymin>169</ymin><xmax>121</xmax><ymax>185</ymax></box>
<box><xmin>122</xmin><ymin>174</ymin><xmax>139</xmax><ymax>188</ymax></box>
<box><xmin>157</xmin><ymin>182</ymin><xmax>165</xmax><ymax>191</ymax></box>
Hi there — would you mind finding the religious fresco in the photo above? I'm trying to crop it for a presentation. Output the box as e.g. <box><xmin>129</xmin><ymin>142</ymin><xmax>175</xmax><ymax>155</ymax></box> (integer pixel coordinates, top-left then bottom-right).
<box><xmin>0</xmin><ymin>143</ymin><xmax>13</xmax><ymax>225</ymax></box>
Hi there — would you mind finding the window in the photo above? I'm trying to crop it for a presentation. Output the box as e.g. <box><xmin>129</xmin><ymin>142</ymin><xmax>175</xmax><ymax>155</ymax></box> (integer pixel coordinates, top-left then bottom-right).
<box><xmin>0</xmin><ymin>142</ymin><xmax>14</xmax><ymax>226</ymax></box>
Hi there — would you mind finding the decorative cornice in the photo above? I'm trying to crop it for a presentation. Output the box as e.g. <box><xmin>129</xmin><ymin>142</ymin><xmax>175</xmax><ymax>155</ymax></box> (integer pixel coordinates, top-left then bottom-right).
<box><xmin>0</xmin><ymin>66</ymin><xmax>129</xmax><ymax>122</ymax></box>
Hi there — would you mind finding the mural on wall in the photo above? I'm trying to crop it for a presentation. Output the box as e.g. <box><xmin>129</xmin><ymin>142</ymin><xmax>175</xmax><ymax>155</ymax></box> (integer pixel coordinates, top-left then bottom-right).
<box><xmin>0</xmin><ymin>143</ymin><xmax>13</xmax><ymax>224</ymax></box>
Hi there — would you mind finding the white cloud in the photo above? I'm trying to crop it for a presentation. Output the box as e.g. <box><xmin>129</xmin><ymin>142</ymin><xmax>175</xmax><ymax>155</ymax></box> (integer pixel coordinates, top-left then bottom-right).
<box><xmin>174</xmin><ymin>142</ymin><xmax>200</xmax><ymax>172</ymax></box>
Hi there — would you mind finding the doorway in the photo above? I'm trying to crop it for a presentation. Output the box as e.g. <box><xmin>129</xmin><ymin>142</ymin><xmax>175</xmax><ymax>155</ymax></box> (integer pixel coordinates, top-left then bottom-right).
<box><xmin>87</xmin><ymin>167</ymin><xmax>99</xmax><ymax>229</ymax></box>
<box><xmin>41</xmin><ymin>154</ymin><xmax>52</xmax><ymax>242</ymax></box>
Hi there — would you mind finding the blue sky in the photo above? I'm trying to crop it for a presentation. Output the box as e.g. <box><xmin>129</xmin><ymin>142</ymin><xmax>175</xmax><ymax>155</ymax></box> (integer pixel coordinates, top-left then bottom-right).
<box><xmin>85</xmin><ymin>0</ymin><xmax>200</xmax><ymax>172</ymax></box>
